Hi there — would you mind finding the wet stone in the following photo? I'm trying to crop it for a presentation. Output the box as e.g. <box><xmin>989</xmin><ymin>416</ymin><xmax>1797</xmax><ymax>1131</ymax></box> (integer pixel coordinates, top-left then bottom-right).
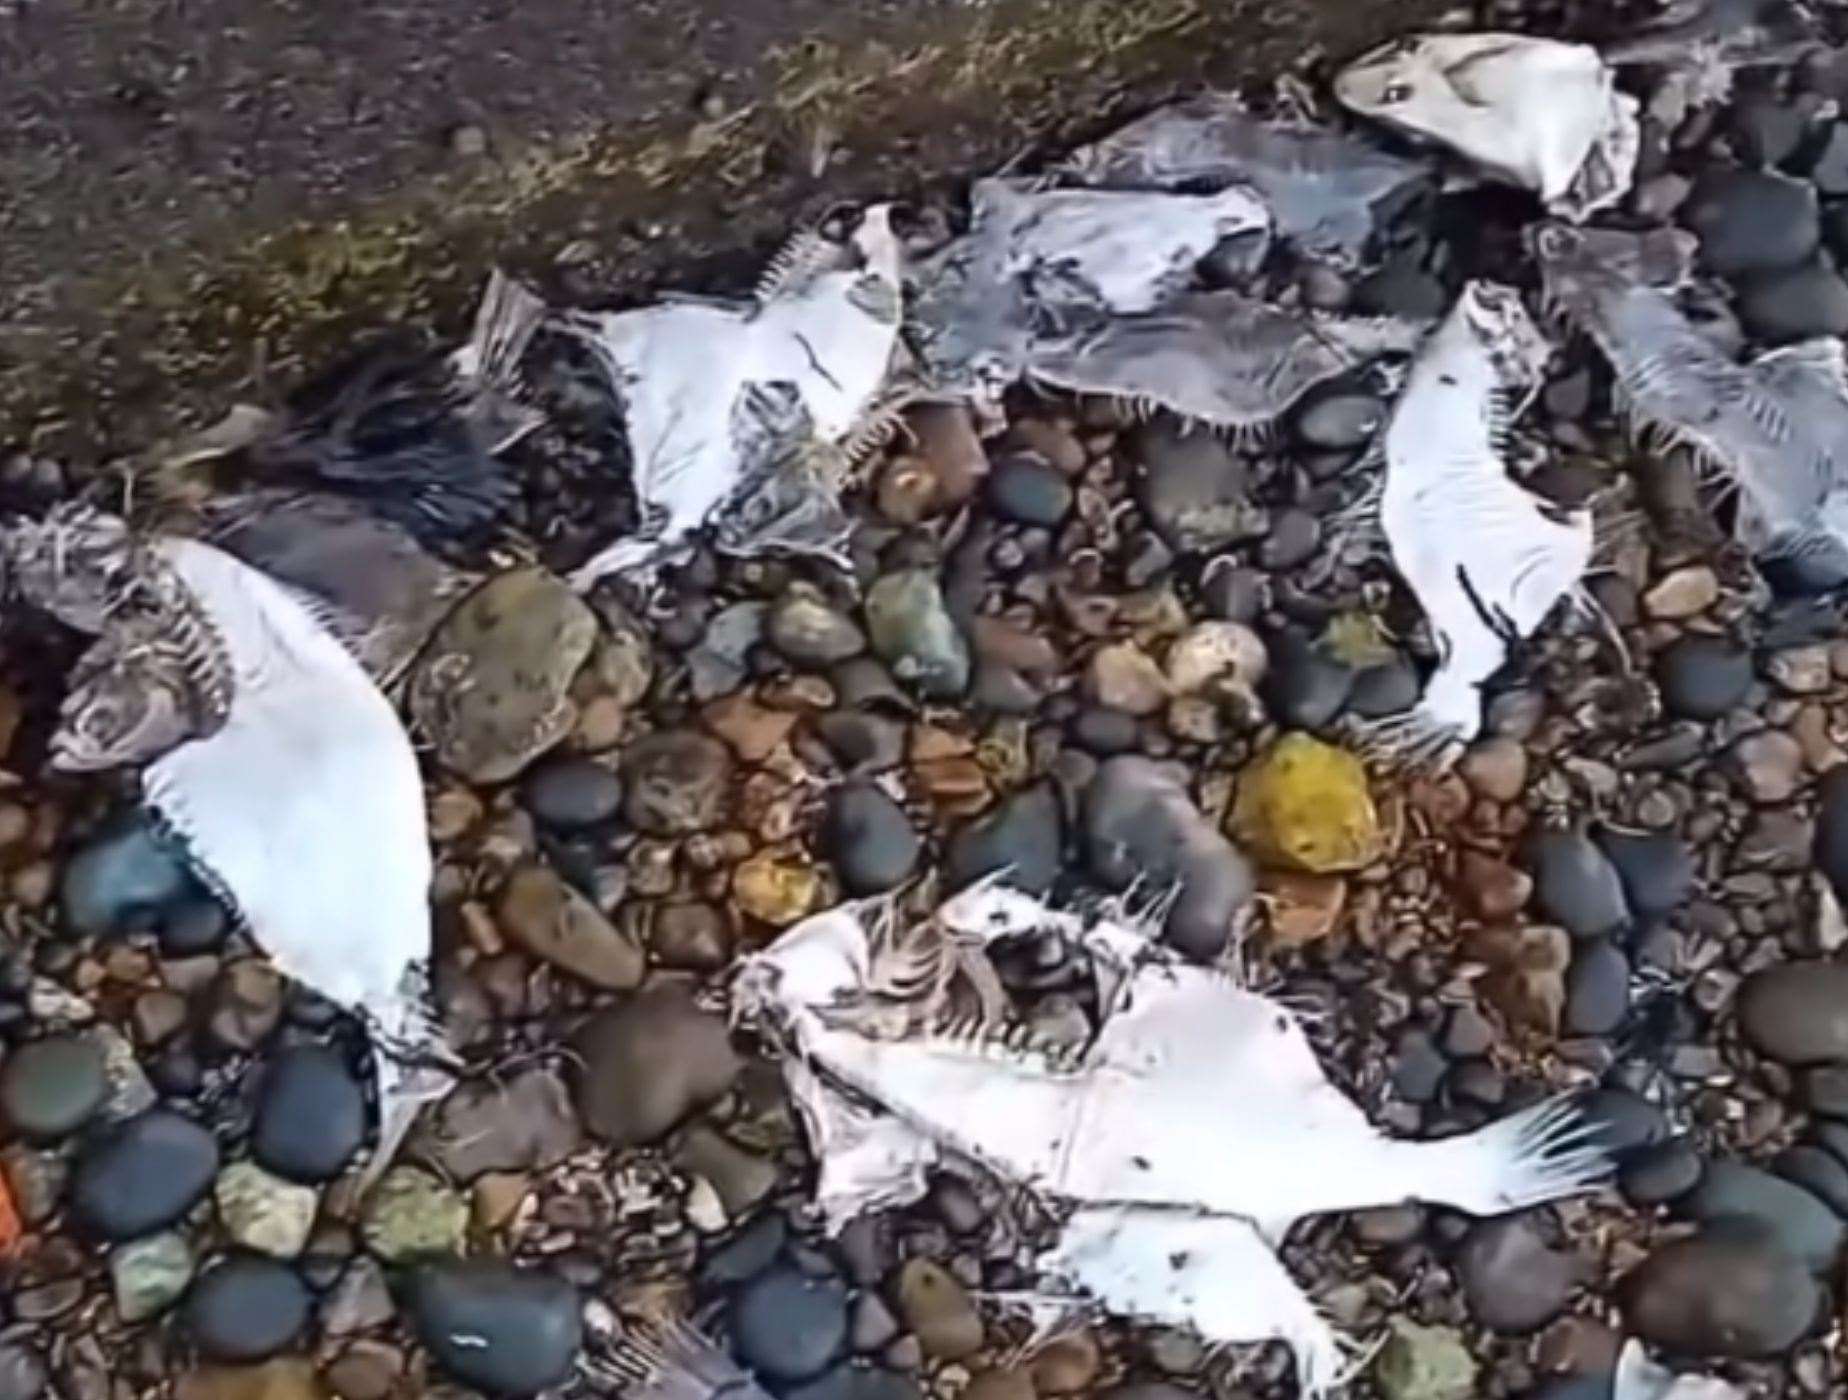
<box><xmin>173</xmin><ymin>1359</ymin><xmax>325</xmax><ymax>1400</ymax></box>
<box><xmin>1619</xmin><ymin>1233</ymin><xmax>1819</xmax><ymax>1357</ymax></box>
<box><xmin>184</xmin><ymin>1254</ymin><xmax>311</xmax><ymax>1362</ymax></box>
<box><xmin>572</xmin><ymin>987</ymin><xmax>741</xmax><ymax>1146</ymax></box>
<box><xmin>702</xmin><ymin>1212</ymin><xmax>789</xmax><ymax>1287</ymax></box>
<box><xmin>1258</xmin><ymin>509</ymin><xmax>1321</xmax><ymax>572</ymax></box>
<box><xmin>1525</xmin><ymin>827</ymin><xmax>1630</xmax><ymax>939</ymax></box>
<box><xmin>496</xmin><ymin>863</ymin><xmax>644</xmax><ymax>990</ymax></box>
<box><xmin>823</xmin><ymin>783</ymin><xmax>922</xmax><ymax>896</ymax></box>
<box><xmin>1678</xmin><ymin>1160</ymin><xmax>1846</xmax><ymax>1271</ymax></box>
<box><xmin>61</xmin><ymin>810</ymin><xmax>197</xmax><ymax>938</ymax></box>
<box><xmin>732</xmin><ymin>1264</ymin><xmax>850</xmax><ymax>1382</ymax></box>
<box><xmin>623</xmin><ymin>730</ymin><xmax>732</xmax><ymax>834</ymax></box>
<box><xmin>407</xmin><ymin>1260</ymin><xmax>583</xmax><ymax>1398</ymax></box>
<box><xmin>893</xmin><ymin>1258</ymin><xmax>983</xmax><ymax>1361</ymax></box>
<box><xmin>112</xmin><ymin>1230</ymin><xmax>195</xmax><ymax>1322</ymax></box>
<box><xmin>358</xmin><ymin>1167</ymin><xmax>467</xmax><ymax>1263</ymax></box>
<box><xmin>206</xmin><ymin>960</ymin><xmax>284</xmax><ymax>1051</ymax></box>
<box><xmin>0</xmin><ymin>1346</ymin><xmax>45</xmax><ymax>1400</ymax></box>
<box><xmin>1458</xmin><ymin>1216</ymin><xmax>1587</xmax><ymax>1334</ymax></box>
<box><xmin>1574</xmin><ymin>1088</ymin><xmax>1668</xmax><ymax>1155</ymax></box>
<box><xmin>0</xmin><ymin>1034</ymin><xmax>106</xmax><ymax>1141</ymax></box>
<box><xmin>72</xmin><ymin>1108</ymin><xmax>219</xmax><ymax>1241</ymax></box>
<box><xmin>215</xmin><ymin>1161</ymin><xmax>317</xmax><ymax>1259</ymax></box>
<box><xmin>520</xmin><ymin>758</ymin><xmax>623</xmax><ymax>830</ymax></box>
<box><xmin>1620</xmin><ymin>1139</ymin><xmax>1704</xmax><ymax>1207</ymax></box>
<box><xmin>865</xmin><ymin>569</ymin><xmax>971</xmax><ymax>700</ymax></box>
<box><xmin>1348</xmin><ymin>659</ymin><xmax>1420</xmax><ymax>719</ymax></box>
<box><xmin>251</xmin><ymin>1046</ymin><xmax>366</xmax><ymax>1184</ymax></box>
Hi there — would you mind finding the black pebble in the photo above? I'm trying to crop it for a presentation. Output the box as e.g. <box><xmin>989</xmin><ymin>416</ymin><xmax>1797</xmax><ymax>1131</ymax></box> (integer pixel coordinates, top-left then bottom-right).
<box><xmin>407</xmin><ymin>1259</ymin><xmax>583</xmax><ymax>1397</ymax></box>
<box><xmin>1813</xmin><ymin>766</ymin><xmax>1848</xmax><ymax>906</ymax></box>
<box><xmin>1261</xmin><ymin>632</ymin><xmax>1352</xmax><ymax>730</ymax></box>
<box><xmin>1565</xmin><ymin>940</ymin><xmax>1630</xmax><ymax>1037</ymax></box>
<box><xmin>1391</xmin><ymin>1029</ymin><xmax>1447</xmax><ymax>1104</ymax></box>
<box><xmin>1773</xmin><ymin>1145</ymin><xmax>1848</xmax><ymax>1219</ymax></box>
<box><xmin>1526</xmin><ymin>827</ymin><xmax>1630</xmax><ymax>939</ymax></box>
<box><xmin>184</xmin><ymin>1255</ymin><xmax>310</xmax><ymax>1362</ymax></box>
<box><xmin>1596</xmin><ymin>829</ymin><xmax>1694</xmax><ymax>920</ymax></box>
<box><xmin>251</xmin><ymin>1046</ymin><xmax>367</xmax><ymax>1184</ymax></box>
<box><xmin>822</xmin><ymin>784</ymin><xmax>922</xmax><ymax>896</ymax></box>
<box><xmin>159</xmin><ymin>898</ymin><xmax>228</xmax><ymax>956</ymax></box>
<box><xmin>1804</xmin><ymin>1066</ymin><xmax>1848</xmax><ymax>1120</ymax></box>
<box><xmin>70</xmin><ymin>1109</ymin><xmax>218</xmax><ymax>1241</ymax></box>
<box><xmin>521</xmin><ymin>758</ymin><xmax>623</xmax><ymax>830</ymax></box>
<box><xmin>1575</xmin><ymin>1088</ymin><xmax>1669</xmax><ymax>1156</ymax></box>
<box><xmin>1681</xmin><ymin>167</ymin><xmax>1820</xmax><ymax>276</ymax></box>
<box><xmin>1655</xmin><ymin>636</ymin><xmax>1753</xmax><ymax>721</ymax></box>
<box><xmin>1070</xmin><ymin>708</ymin><xmax>1140</xmax><ymax>756</ymax></box>
<box><xmin>729</xmin><ymin>1264</ymin><xmax>849</xmax><ymax>1383</ymax></box>
<box><xmin>1620</xmin><ymin>1139</ymin><xmax>1704</xmax><ymax>1207</ymax></box>
<box><xmin>1348</xmin><ymin>659</ymin><xmax>1420</xmax><ymax>719</ymax></box>
<box><xmin>986</xmin><ymin>454</ymin><xmax>1073</xmax><ymax>526</ymax></box>
<box><xmin>946</xmin><ymin>784</ymin><xmax>1063</xmax><ymax>895</ymax></box>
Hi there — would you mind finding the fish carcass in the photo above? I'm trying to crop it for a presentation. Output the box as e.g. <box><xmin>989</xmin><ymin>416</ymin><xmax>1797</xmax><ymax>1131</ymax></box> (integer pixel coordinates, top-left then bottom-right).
<box><xmin>1335</xmin><ymin>33</ymin><xmax>1640</xmax><ymax>220</ymax></box>
<box><xmin>1366</xmin><ymin>280</ymin><xmax>1591</xmax><ymax>766</ymax></box>
<box><xmin>1532</xmin><ymin>219</ymin><xmax>1848</xmax><ymax>592</ymax></box>
<box><xmin>7</xmin><ymin>505</ymin><xmax>441</xmax><ymax>1179</ymax></box>
<box><xmin>734</xmin><ymin>882</ymin><xmax>1613</xmax><ymax>1396</ymax></box>
<box><xmin>566</xmin><ymin>207</ymin><xmax>907</xmax><ymax>589</ymax></box>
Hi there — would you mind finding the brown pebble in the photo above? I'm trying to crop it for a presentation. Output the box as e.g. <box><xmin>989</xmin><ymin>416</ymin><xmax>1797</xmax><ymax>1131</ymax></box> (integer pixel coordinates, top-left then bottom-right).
<box><xmin>1457</xmin><ymin>852</ymin><xmax>1534</xmax><ymax>922</ymax></box>
<box><xmin>1643</xmin><ymin>566</ymin><xmax>1719</xmax><ymax>620</ymax></box>
<box><xmin>964</xmin><ymin>1370</ymin><xmax>1036</xmax><ymax>1400</ymax></box>
<box><xmin>1458</xmin><ymin>737</ymin><xmax>1528</xmax><ymax>803</ymax></box>
<box><xmin>876</xmin><ymin>455</ymin><xmax>942</xmax><ymax>524</ymax></box>
<box><xmin>1028</xmin><ymin>1333</ymin><xmax>1100</xmax><ymax>1394</ymax></box>
<box><xmin>893</xmin><ymin>1258</ymin><xmax>984</xmax><ymax>1360</ymax></box>
<box><xmin>908</xmin><ymin>403</ymin><xmax>989</xmax><ymax>505</ymax></box>
<box><xmin>175</xmin><ymin>1360</ymin><xmax>329</xmax><ymax>1400</ymax></box>
<box><xmin>1260</xmin><ymin>870</ymin><xmax>1347</xmax><ymax>946</ymax></box>
<box><xmin>703</xmin><ymin>694</ymin><xmax>799</xmax><ymax>764</ymax></box>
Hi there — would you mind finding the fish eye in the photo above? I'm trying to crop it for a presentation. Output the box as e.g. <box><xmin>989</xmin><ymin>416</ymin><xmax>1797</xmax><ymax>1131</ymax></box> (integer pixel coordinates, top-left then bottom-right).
<box><xmin>1382</xmin><ymin>82</ymin><xmax>1412</xmax><ymax>104</ymax></box>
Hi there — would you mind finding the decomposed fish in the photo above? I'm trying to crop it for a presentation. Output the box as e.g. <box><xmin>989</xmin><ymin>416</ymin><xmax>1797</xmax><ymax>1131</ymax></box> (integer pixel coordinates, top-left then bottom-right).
<box><xmin>734</xmin><ymin>882</ymin><xmax>1612</xmax><ymax>1396</ymax></box>
<box><xmin>6</xmin><ymin>506</ymin><xmax>442</xmax><ymax>1182</ymax></box>
<box><xmin>1366</xmin><ymin>280</ymin><xmax>1590</xmax><ymax>769</ymax></box>
<box><xmin>1335</xmin><ymin>33</ymin><xmax>1640</xmax><ymax>221</ymax></box>
<box><xmin>1532</xmin><ymin>219</ymin><xmax>1848</xmax><ymax>592</ymax></box>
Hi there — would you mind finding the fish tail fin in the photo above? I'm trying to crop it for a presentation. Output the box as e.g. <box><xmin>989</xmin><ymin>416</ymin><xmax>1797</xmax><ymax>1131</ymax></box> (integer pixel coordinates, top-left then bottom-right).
<box><xmin>1401</xmin><ymin>1094</ymin><xmax>1613</xmax><ymax>1218</ymax></box>
<box><xmin>354</xmin><ymin>992</ymin><xmax>455</xmax><ymax>1195</ymax></box>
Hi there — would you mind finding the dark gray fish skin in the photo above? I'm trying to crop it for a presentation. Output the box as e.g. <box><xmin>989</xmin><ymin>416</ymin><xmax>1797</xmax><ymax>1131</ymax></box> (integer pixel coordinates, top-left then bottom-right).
<box><xmin>1025</xmin><ymin>291</ymin><xmax>1428</xmax><ymax>441</ymax></box>
<box><xmin>1596</xmin><ymin>0</ymin><xmax>1822</xmax><ymax>71</ymax></box>
<box><xmin>1062</xmin><ymin>93</ymin><xmax>1434</xmax><ymax>265</ymax></box>
<box><xmin>202</xmin><ymin>488</ymin><xmax>479</xmax><ymax>685</ymax></box>
<box><xmin>1531</xmin><ymin>220</ymin><xmax>1848</xmax><ymax>582</ymax></box>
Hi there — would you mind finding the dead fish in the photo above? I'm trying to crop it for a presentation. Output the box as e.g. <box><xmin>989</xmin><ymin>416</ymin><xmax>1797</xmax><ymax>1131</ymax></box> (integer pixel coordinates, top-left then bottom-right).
<box><xmin>8</xmin><ymin>506</ymin><xmax>442</xmax><ymax>1182</ymax></box>
<box><xmin>735</xmin><ymin>882</ymin><xmax>1612</xmax><ymax>1396</ymax></box>
<box><xmin>247</xmin><ymin>268</ymin><xmax>545</xmax><ymax>547</ymax></box>
<box><xmin>1335</xmin><ymin>33</ymin><xmax>1640</xmax><ymax>221</ymax></box>
<box><xmin>1365</xmin><ymin>280</ymin><xmax>1590</xmax><ymax>769</ymax></box>
<box><xmin>1023</xmin><ymin>290</ymin><xmax>1426</xmax><ymax>447</ymax></box>
<box><xmin>566</xmin><ymin>206</ymin><xmax>906</xmax><ymax>588</ymax></box>
<box><xmin>1061</xmin><ymin>90</ymin><xmax>1433</xmax><ymax>265</ymax></box>
<box><xmin>1532</xmin><ymin>220</ymin><xmax>1848</xmax><ymax>590</ymax></box>
<box><xmin>908</xmin><ymin>178</ymin><xmax>1271</xmax><ymax>410</ymax></box>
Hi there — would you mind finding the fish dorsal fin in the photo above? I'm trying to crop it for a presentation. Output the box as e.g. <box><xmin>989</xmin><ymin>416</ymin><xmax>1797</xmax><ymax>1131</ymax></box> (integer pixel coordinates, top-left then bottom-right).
<box><xmin>756</xmin><ymin>228</ymin><xmax>844</xmax><ymax>302</ymax></box>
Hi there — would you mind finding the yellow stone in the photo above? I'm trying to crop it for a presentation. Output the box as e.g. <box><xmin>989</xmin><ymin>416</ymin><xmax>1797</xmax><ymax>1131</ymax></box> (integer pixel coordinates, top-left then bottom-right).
<box><xmin>732</xmin><ymin>850</ymin><xmax>821</xmax><ymax>927</ymax></box>
<box><xmin>1231</xmin><ymin>733</ymin><xmax>1383</xmax><ymax>874</ymax></box>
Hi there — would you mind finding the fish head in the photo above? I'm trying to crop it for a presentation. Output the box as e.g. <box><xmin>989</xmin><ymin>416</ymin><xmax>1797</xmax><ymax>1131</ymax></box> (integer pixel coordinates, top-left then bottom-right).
<box><xmin>1528</xmin><ymin>220</ymin><xmax>1696</xmax><ymax>328</ymax></box>
<box><xmin>1333</xmin><ymin>36</ymin><xmax>1443</xmax><ymax>120</ymax></box>
<box><xmin>3</xmin><ymin>502</ymin><xmax>139</xmax><ymax>633</ymax></box>
<box><xmin>1454</xmin><ymin>280</ymin><xmax>1554</xmax><ymax>394</ymax></box>
<box><xmin>51</xmin><ymin>630</ymin><xmax>200</xmax><ymax>772</ymax></box>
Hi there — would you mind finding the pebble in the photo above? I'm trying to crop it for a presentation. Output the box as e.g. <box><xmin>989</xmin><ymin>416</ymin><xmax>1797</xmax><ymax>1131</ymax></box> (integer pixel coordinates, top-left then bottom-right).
<box><xmin>162</xmin><ymin>897</ymin><xmax>229</xmax><ymax>955</ymax></box>
<box><xmin>1595</xmin><ymin>828</ymin><xmax>1694</xmax><ymax>919</ymax></box>
<box><xmin>112</xmin><ymin>1230</ymin><xmax>195</xmax><ymax>1322</ymax></box>
<box><xmin>623</xmin><ymin>730</ymin><xmax>732</xmax><ymax>834</ymax></box>
<box><xmin>0</xmin><ymin>1034</ymin><xmax>106</xmax><ymax>1141</ymax></box>
<box><xmin>1459</xmin><ymin>737</ymin><xmax>1528</xmax><ymax>803</ymax></box>
<box><xmin>407</xmin><ymin>1259</ymin><xmax>583</xmax><ymax>1397</ymax></box>
<box><xmin>1678</xmin><ymin>1161</ymin><xmax>1845</xmax><ymax>1271</ymax></box>
<box><xmin>409</xmin><ymin>567</ymin><xmax>598</xmax><ymax>784</ymax></box>
<box><xmin>1619</xmin><ymin>1233</ymin><xmax>1819</xmax><ymax>1356</ymax></box>
<box><xmin>206</xmin><ymin>960</ymin><xmax>284</xmax><ymax>1051</ymax></box>
<box><xmin>1082</xmin><ymin>756</ymin><xmax>1255</xmax><ymax>959</ymax></box>
<box><xmin>673</xmin><ymin>1125</ymin><xmax>776</xmax><ymax>1217</ymax></box>
<box><xmin>823</xmin><ymin>783</ymin><xmax>922</xmax><ymax>895</ymax></box>
<box><xmin>731</xmin><ymin>1264</ymin><xmax>850</xmax><ymax>1381</ymax></box>
<box><xmin>1085</xmin><ymin>642</ymin><xmax>1169</xmax><ymax>715</ymax></box>
<box><xmin>1132</xmin><ymin>421</ymin><xmax>1263</xmax><ymax>552</ymax></box>
<box><xmin>894</xmin><ymin>1258</ymin><xmax>983</xmax><ymax>1360</ymax></box>
<box><xmin>1525</xmin><ymin>827</ymin><xmax>1630</xmax><ymax>939</ymax></box>
<box><xmin>1458</xmin><ymin>851</ymin><xmax>1532</xmax><ymax>921</ymax></box>
<box><xmin>1812</xmin><ymin>765</ymin><xmax>1848</xmax><ymax>903</ymax></box>
<box><xmin>1030</xmin><ymin>1333</ymin><xmax>1099</xmax><ymax>1394</ymax></box>
<box><xmin>1736</xmin><ymin>260</ymin><xmax>1848</xmax><ymax>342</ymax></box>
<box><xmin>865</xmin><ymin>569</ymin><xmax>971</xmax><ymax>699</ymax></box>
<box><xmin>174</xmin><ymin>1361</ymin><xmax>325</xmax><ymax>1400</ymax></box>
<box><xmin>358</xmin><ymin>1167</ymin><xmax>467</xmax><ymax>1262</ymax></box>
<box><xmin>215</xmin><ymin>1161</ymin><xmax>317</xmax><ymax>1258</ymax></box>
<box><xmin>732</xmin><ymin>852</ymin><xmax>822</xmax><ymax>927</ymax></box>
<box><xmin>1294</xmin><ymin>386</ymin><xmax>1386</xmax><ymax>451</ymax></box>
<box><xmin>71</xmin><ymin>1108</ymin><xmax>219</xmax><ymax>1241</ymax></box>
<box><xmin>0</xmin><ymin>1346</ymin><xmax>45</xmax><ymax>1400</ymax></box>
<box><xmin>251</xmin><ymin>1046</ymin><xmax>367</xmax><ymax>1183</ymax></box>
<box><xmin>817</xmin><ymin>712</ymin><xmax>906</xmax><ymax>775</ymax></box>
<box><xmin>1680</xmin><ymin>167</ymin><xmax>1820</xmax><ymax>276</ymax></box>
<box><xmin>1258</xmin><ymin>509</ymin><xmax>1321</xmax><ymax>571</ymax></box>
<box><xmin>1349</xmin><ymin>658</ymin><xmax>1420</xmax><ymax>718</ymax></box>
<box><xmin>1730</xmin><ymin>729</ymin><xmax>1805</xmax><ymax>802</ymax></box>
<box><xmin>496</xmin><ymin>863</ymin><xmax>644</xmax><ymax>990</ymax></box>
<box><xmin>60</xmin><ymin>810</ymin><xmax>196</xmax><ymax>937</ymax></box>
<box><xmin>704</xmin><ymin>693</ymin><xmax>799</xmax><ymax>763</ymax></box>
<box><xmin>787</xmin><ymin>1366</ymin><xmax>924</xmax><ymax>1400</ymax></box>
<box><xmin>963</xmin><ymin>1370</ymin><xmax>1034</xmax><ymax>1400</ymax></box>
<box><xmin>1374</xmin><ymin>1319</ymin><xmax>1477</xmax><ymax>1400</ymax></box>
<box><xmin>1773</xmin><ymin>1145</ymin><xmax>1848</xmax><ymax>1218</ymax></box>
<box><xmin>1643</xmin><ymin>565</ymin><xmax>1720</xmax><ymax>620</ymax></box>
<box><xmin>770</xmin><ymin>587</ymin><xmax>868</xmax><ymax>667</ymax></box>
<box><xmin>1261</xmin><ymin>631</ymin><xmax>1352</xmax><ymax>729</ymax></box>
<box><xmin>421</xmin><ymin>1068</ymin><xmax>581</xmax><ymax>1183</ymax></box>
<box><xmin>184</xmin><ymin>1254</ymin><xmax>311</xmax><ymax>1362</ymax></box>
<box><xmin>325</xmin><ymin>1344</ymin><xmax>400</xmax><ymax>1400</ymax></box>
<box><xmin>1805</xmin><ymin>1065</ymin><xmax>1848</xmax><ymax>1119</ymax></box>
<box><xmin>1565</xmin><ymin>939</ymin><xmax>1630</xmax><ymax>1037</ymax></box>
<box><xmin>1200</xmin><ymin>564</ymin><xmax>1266</xmax><ymax>623</ymax></box>
<box><xmin>947</xmin><ymin>783</ymin><xmax>1063</xmax><ymax>894</ymax></box>
<box><xmin>1458</xmin><ymin>1216</ymin><xmax>1587</xmax><ymax>1333</ymax></box>
<box><xmin>1620</xmin><ymin>1139</ymin><xmax>1704</xmax><ymax>1207</ymax></box>
<box><xmin>1574</xmin><ymin>1088</ymin><xmax>1668</xmax><ymax>1154</ymax></box>
<box><xmin>1737</xmin><ymin>962</ymin><xmax>1848</xmax><ymax>1064</ymax></box>
<box><xmin>1232</xmin><ymin>731</ymin><xmax>1382</xmax><ymax>874</ymax></box>
<box><xmin>572</xmin><ymin>987</ymin><xmax>741</xmax><ymax>1145</ymax></box>
<box><xmin>520</xmin><ymin>758</ymin><xmax>623</xmax><ymax>830</ymax></box>
<box><xmin>988</xmin><ymin>454</ymin><xmax>1073</xmax><ymax>525</ymax></box>
<box><xmin>324</xmin><ymin>1257</ymin><xmax>396</xmax><ymax>1336</ymax></box>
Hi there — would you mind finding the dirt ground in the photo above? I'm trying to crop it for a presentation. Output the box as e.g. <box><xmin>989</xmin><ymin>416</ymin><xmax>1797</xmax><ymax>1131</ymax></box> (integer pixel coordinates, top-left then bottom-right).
<box><xmin>0</xmin><ymin>0</ymin><xmax>1444</xmax><ymax>470</ymax></box>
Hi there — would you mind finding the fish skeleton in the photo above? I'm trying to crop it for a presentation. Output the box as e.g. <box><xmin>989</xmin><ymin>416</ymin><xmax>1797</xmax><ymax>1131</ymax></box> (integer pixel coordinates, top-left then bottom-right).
<box><xmin>1335</xmin><ymin>33</ymin><xmax>1640</xmax><ymax>221</ymax></box>
<box><xmin>1023</xmin><ymin>290</ymin><xmax>1426</xmax><ymax>447</ymax></box>
<box><xmin>566</xmin><ymin>207</ymin><xmax>905</xmax><ymax>589</ymax></box>
<box><xmin>1532</xmin><ymin>220</ymin><xmax>1848</xmax><ymax>591</ymax></box>
<box><xmin>7</xmin><ymin>506</ymin><xmax>440</xmax><ymax>1180</ymax></box>
<box><xmin>1060</xmin><ymin>91</ymin><xmax>1434</xmax><ymax>266</ymax></box>
<box><xmin>735</xmin><ymin>882</ymin><xmax>1611</xmax><ymax>1396</ymax></box>
<box><xmin>1366</xmin><ymin>280</ymin><xmax>1591</xmax><ymax>768</ymax></box>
